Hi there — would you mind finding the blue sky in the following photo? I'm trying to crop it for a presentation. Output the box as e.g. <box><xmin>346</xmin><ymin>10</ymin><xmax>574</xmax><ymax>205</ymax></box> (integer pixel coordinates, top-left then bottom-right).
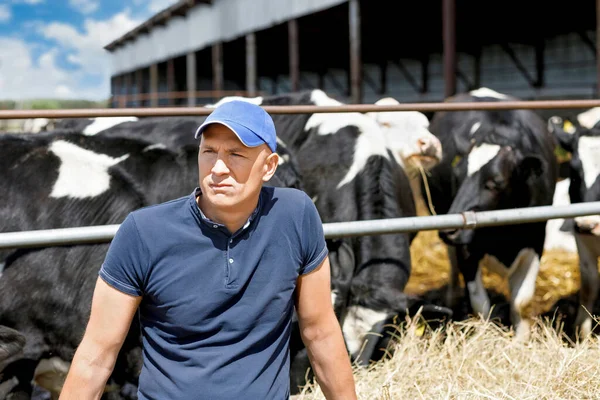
<box><xmin>0</xmin><ymin>0</ymin><xmax>179</xmax><ymax>101</ymax></box>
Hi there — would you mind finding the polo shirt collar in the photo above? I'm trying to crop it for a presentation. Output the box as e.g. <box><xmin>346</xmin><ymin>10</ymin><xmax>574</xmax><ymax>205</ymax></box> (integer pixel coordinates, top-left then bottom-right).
<box><xmin>190</xmin><ymin>187</ymin><xmax>262</xmax><ymax>235</ymax></box>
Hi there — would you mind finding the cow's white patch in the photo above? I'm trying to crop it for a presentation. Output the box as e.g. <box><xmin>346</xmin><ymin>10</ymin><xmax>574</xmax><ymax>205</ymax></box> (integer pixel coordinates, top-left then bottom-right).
<box><xmin>342</xmin><ymin>306</ymin><xmax>389</xmax><ymax>356</ymax></box>
<box><xmin>277</xmin><ymin>153</ymin><xmax>289</xmax><ymax>165</ymax></box>
<box><xmin>331</xmin><ymin>289</ymin><xmax>338</xmax><ymax>307</ymax></box>
<box><xmin>206</xmin><ymin>96</ymin><xmax>264</xmax><ymax>108</ymax></box>
<box><xmin>33</xmin><ymin>357</ymin><xmax>70</xmax><ymax>395</ymax></box>
<box><xmin>307</xmin><ymin>90</ymin><xmax>390</xmax><ymax>188</ymax></box>
<box><xmin>467</xmin><ymin>143</ymin><xmax>501</xmax><ymax>176</ymax></box>
<box><xmin>470</xmin><ymin>121</ymin><xmax>481</xmax><ymax>136</ymax></box>
<box><xmin>466</xmin><ymin>268</ymin><xmax>490</xmax><ymax>317</ymax></box>
<box><xmin>577</xmin><ymin>107</ymin><xmax>600</xmax><ymax>129</ymax></box>
<box><xmin>544</xmin><ymin>179</ymin><xmax>577</xmax><ymax>252</ymax></box>
<box><xmin>82</xmin><ymin>117</ymin><xmax>139</xmax><ymax>136</ymax></box>
<box><xmin>508</xmin><ymin>248</ymin><xmax>540</xmax><ymax>339</ymax></box>
<box><xmin>368</xmin><ymin>98</ymin><xmax>441</xmax><ymax>171</ymax></box>
<box><xmin>142</xmin><ymin>143</ymin><xmax>167</xmax><ymax>152</ymax></box>
<box><xmin>578</xmin><ymin>136</ymin><xmax>600</xmax><ymax>189</ymax></box>
<box><xmin>49</xmin><ymin>141</ymin><xmax>129</xmax><ymax>199</ymax></box>
<box><xmin>469</xmin><ymin>87</ymin><xmax>510</xmax><ymax>100</ymax></box>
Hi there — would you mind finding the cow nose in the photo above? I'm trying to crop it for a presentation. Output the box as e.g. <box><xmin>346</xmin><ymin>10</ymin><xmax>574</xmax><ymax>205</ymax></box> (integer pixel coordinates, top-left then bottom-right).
<box><xmin>417</xmin><ymin>137</ymin><xmax>442</xmax><ymax>158</ymax></box>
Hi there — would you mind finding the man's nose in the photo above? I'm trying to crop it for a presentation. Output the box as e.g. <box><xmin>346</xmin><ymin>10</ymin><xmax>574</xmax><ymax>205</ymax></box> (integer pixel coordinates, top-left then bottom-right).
<box><xmin>211</xmin><ymin>158</ymin><xmax>230</xmax><ymax>175</ymax></box>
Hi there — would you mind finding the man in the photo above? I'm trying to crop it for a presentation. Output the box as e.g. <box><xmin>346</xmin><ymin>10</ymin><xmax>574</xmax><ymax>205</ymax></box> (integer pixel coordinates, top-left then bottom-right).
<box><xmin>59</xmin><ymin>101</ymin><xmax>357</xmax><ymax>400</ymax></box>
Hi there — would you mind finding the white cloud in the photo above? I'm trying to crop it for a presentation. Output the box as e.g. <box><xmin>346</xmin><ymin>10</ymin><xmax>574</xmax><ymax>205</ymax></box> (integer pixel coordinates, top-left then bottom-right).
<box><xmin>69</xmin><ymin>0</ymin><xmax>99</xmax><ymax>15</ymax></box>
<box><xmin>148</xmin><ymin>0</ymin><xmax>178</xmax><ymax>13</ymax></box>
<box><xmin>0</xmin><ymin>10</ymin><xmax>143</xmax><ymax>100</ymax></box>
<box><xmin>0</xmin><ymin>5</ymin><xmax>12</xmax><ymax>23</ymax></box>
<box><xmin>0</xmin><ymin>38</ymin><xmax>76</xmax><ymax>100</ymax></box>
<box><xmin>12</xmin><ymin>0</ymin><xmax>45</xmax><ymax>4</ymax></box>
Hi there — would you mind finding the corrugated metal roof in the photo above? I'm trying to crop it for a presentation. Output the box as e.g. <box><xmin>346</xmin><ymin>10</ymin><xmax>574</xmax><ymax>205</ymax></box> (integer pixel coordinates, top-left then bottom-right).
<box><xmin>104</xmin><ymin>0</ymin><xmax>213</xmax><ymax>51</ymax></box>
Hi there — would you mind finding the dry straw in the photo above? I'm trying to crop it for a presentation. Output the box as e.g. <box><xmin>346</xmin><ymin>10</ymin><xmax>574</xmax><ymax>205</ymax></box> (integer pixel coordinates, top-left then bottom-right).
<box><xmin>293</xmin><ymin>315</ymin><xmax>600</xmax><ymax>399</ymax></box>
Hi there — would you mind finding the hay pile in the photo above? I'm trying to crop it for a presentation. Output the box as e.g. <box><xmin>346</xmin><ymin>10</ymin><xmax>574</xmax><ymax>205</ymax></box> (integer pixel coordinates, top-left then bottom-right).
<box><xmin>405</xmin><ymin>229</ymin><xmax>582</xmax><ymax>316</ymax></box>
<box><xmin>292</xmin><ymin>316</ymin><xmax>600</xmax><ymax>399</ymax></box>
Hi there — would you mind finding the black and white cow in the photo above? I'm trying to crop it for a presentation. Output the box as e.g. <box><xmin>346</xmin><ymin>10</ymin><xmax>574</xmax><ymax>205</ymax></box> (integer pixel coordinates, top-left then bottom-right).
<box><xmin>427</xmin><ymin>87</ymin><xmax>558</xmax><ymax>339</ymax></box>
<box><xmin>548</xmin><ymin>112</ymin><xmax>600</xmax><ymax>337</ymax></box>
<box><xmin>0</xmin><ymin>131</ymin><xmax>303</xmax><ymax>398</ymax></box>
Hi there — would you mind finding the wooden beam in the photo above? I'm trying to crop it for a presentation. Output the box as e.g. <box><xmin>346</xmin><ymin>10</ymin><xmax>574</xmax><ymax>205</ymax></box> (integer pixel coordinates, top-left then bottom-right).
<box><xmin>246</xmin><ymin>32</ymin><xmax>257</xmax><ymax>96</ymax></box>
<box><xmin>186</xmin><ymin>51</ymin><xmax>197</xmax><ymax>107</ymax></box>
<box><xmin>167</xmin><ymin>59</ymin><xmax>175</xmax><ymax>106</ymax></box>
<box><xmin>442</xmin><ymin>0</ymin><xmax>457</xmax><ymax>98</ymax></box>
<box><xmin>288</xmin><ymin>19</ymin><xmax>300</xmax><ymax>92</ymax></box>
<box><xmin>348</xmin><ymin>0</ymin><xmax>362</xmax><ymax>103</ymax></box>
<box><xmin>212</xmin><ymin>42</ymin><xmax>224</xmax><ymax>98</ymax></box>
<box><xmin>149</xmin><ymin>64</ymin><xmax>159</xmax><ymax>107</ymax></box>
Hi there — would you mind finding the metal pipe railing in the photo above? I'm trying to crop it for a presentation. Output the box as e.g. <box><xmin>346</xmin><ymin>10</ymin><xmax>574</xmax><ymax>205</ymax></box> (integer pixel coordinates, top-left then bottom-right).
<box><xmin>3</xmin><ymin>99</ymin><xmax>600</xmax><ymax>119</ymax></box>
<box><xmin>1</xmin><ymin>202</ymin><xmax>599</xmax><ymax>250</ymax></box>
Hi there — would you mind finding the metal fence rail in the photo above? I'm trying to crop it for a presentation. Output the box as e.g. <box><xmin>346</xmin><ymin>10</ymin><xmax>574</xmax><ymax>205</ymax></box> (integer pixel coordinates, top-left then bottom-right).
<box><xmin>1</xmin><ymin>202</ymin><xmax>599</xmax><ymax>250</ymax></box>
<box><xmin>3</xmin><ymin>98</ymin><xmax>600</xmax><ymax>119</ymax></box>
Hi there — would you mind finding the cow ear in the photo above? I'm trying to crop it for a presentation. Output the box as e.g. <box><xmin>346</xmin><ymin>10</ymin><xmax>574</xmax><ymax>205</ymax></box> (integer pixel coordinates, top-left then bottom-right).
<box><xmin>548</xmin><ymin>116</ymin><xmax>575</xmax><ymax>153</ymax></box>
<box><xmin>520</xmin><ymin>154</ymin><xmax>545</xmax><ymax>178</ymax></box>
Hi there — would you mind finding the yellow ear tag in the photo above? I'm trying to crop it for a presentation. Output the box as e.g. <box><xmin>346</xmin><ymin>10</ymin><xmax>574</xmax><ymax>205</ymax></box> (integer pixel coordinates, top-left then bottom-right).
<box><xmin>451</xmin><ymin>155</ymin><xmax>462</xmax><ymax>168</ymax></box>
<box><xmin>563</xmin><ymin>119</ymin><xmax>576</xmax><ymax>134</ymax></box>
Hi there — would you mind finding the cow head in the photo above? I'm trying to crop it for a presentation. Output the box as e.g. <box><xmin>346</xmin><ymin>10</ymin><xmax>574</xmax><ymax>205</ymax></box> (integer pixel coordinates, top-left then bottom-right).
<box><xmin>440</xmin><ymin>143</ymin><xmax>545</xmax><ymax>246</ymax></box>
<box><xmin>367</xmin><ymin>98</ymin><xmax>442</xmax><ymax>175</ymax></box>
<box><xmin>549</xmin><ymin>116</ymin><xmax>600</xmax><ymax>236</ymax></box>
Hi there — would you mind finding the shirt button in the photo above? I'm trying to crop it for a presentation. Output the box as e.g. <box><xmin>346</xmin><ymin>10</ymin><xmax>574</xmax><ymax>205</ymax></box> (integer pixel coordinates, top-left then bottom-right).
<box><xmin>230</xmin><ymin>239</ymin><xmax>233</xmax><ymax>243</ymax></box>
<box><xmin>213</xmin><ymin>225</ymin><xmax>218</xmax><ymax>228</ymax></box>
<box><xmin>229</xmin><ymin>258</ymin><xmax>234</xmax><ymax>264</ymax></box>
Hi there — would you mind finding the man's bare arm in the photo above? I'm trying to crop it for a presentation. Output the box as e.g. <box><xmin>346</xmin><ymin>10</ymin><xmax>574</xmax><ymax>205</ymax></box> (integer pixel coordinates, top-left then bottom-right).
<box><xmin>59</xmin><ymin>277</ymin><xmax>141</xmax><ymax>400</ymax></box>
<box><xmin>295</xmin><ymin>257</ymin><xmax>357</xmax><ymax>400</ymax></box>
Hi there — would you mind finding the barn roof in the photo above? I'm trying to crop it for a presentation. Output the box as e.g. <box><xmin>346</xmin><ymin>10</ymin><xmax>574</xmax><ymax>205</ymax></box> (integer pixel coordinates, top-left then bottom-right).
<box><xmin>104</xmin><ymin>0</ymin><xmax>212</xmax><ymax>51</ymax></box>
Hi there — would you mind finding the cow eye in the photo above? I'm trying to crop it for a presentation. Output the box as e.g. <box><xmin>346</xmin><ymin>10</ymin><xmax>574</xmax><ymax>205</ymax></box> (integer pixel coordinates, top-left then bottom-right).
<box><xmin>485</xmin><ymin>180</ymin><xmax>497</xmax><ymax>190</ymax></box>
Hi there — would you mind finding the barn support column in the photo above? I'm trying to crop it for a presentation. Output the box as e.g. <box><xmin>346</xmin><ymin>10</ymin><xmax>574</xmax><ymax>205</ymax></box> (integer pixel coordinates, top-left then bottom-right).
<box><xmin>288</xmin><ymin>19</ymin><xmax>300</xmax><ymax>92</ymax></box>
<box><xmin>597</xmin><ymin>0</ymin><xmax>600</xmax><ymax>95</ymax></box>
<box><xmin>149</xmin><ymin>63</ymin><xmax>159</xmax><ymax>107</ymax></box>
<box><xmin>167</xmin><ymin>59</ymin><xmax>175</xmax><ymax>106</ymax></box>
<box><xmin>186</xmin><ymin>51</ymin><xmax>197</xmax><ymax>107</ymax></box>
<box><xmin>246</xmin><ymin>32</ymin><xmax>257</xmax><ymax>96</ymax></box>
<box><xmin>135</xmin><ymin>69</ymin><xmax>143</xmax><ymax>107</ymax></box>
<box><xmin>212</xmin><ymin>41</ymin><xmax>224</xmax><ymax>100</ymax></box>
<box><xmin>114</xmin><ymin>75</ymin><xmax>124</xmax><ymax>107</ymax></box>
<box><xmin>109</xmin><ymin>76</ymin><xmax>116</xmax><ymax>108</ymax></box>
<box><xmin>442</xmin><ymin>0</ymin><xmax>457</xmax><ymax>98</ymax></box>
<box><xmin>123</xmin><ymin>72</ymin><xmax>132</xmax><ymax>108</ymax></box>
<box><xmin>349</xmin><ymin>0</ymin><xmax>362</xmax><ymax>103</ymax></box>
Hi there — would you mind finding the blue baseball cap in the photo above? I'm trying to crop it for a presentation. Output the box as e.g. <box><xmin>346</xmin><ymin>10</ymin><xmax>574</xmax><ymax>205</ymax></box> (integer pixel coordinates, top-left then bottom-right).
<box><xmin>194</xmin><ymin>100</ymin><xmax>277</xmax><ymax>153</ymax></box>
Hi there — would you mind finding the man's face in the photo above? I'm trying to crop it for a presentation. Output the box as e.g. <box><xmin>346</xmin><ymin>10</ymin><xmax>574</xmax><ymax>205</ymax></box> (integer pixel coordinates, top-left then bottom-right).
<box><xmin>198</xmin><ymin>124</ymin><xmax>276</xmax><ymax>210</ymax></box>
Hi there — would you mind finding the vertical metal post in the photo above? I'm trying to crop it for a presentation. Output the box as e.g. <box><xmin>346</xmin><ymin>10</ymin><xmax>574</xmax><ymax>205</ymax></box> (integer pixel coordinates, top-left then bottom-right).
<box><xmin>135</xmin><ymin>69</ymin><xmax>143</xmax><ymax>107</ymax></box>
<box><xmin>348</xmin><ymin>0</ymin><xmax>362</xmax><ymax>104</ymax></box>
<box><xmin>149</xmin><ymin>63</ymin><xmax>159</xmax><ymax>107</ymax></box>
<box><xmin>123</xmin><ymin>73</ymin><xmax>132</xmax><ymax>107</ymax></box>
<box><xmin>167</xmin><ymin>59</ymin><xmax>175</xmax><ymax>106</ymax></box>
<box><xmin>115</xmin><ymin>75</ymin><xmax>124</xmax><ymax>108</ymax></box>
<box><xmin>212</xmin><ymin>42</ymin><xmax>224</xmax><ymax>99</ymax></box>
<box><xmin>288</xmin><ymin>19</ymin><xmax>300</xmax><ymax>92</ymax></box>
<box><xmin>246</xmin><ymin>32</ymin><xmax>257</xmax><ymax>96</ymax></box>
<box><xmin>186</xmin><ymin>51</ymin><xmax>197</xmax><ymax>107</ymax></box>
<box><xmin>442</xmin><ymin>0</ymin><xmax>457</xmax><ymax>99</ymax></box>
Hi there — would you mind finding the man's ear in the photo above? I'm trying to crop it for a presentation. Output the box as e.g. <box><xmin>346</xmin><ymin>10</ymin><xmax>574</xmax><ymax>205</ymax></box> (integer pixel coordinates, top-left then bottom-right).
<box><xmin>262</xmin><ymin>152</ymin><xmax>280</xmax><ymax>182</ymax></box>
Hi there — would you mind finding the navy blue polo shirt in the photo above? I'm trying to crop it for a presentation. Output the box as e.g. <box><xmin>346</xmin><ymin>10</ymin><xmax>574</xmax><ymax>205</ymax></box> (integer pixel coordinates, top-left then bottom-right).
<box><xmin>98</xmin><ymin>186</ymin><xmax>328</xmax><ymax>400</ymax></box>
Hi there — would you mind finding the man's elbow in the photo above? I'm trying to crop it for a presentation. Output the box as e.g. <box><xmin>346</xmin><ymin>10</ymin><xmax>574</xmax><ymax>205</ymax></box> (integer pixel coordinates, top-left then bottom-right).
<box><xmin>300</xmin><ymin>314</ymin><xmax>340</xmax><ymax>345</ymax></box>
